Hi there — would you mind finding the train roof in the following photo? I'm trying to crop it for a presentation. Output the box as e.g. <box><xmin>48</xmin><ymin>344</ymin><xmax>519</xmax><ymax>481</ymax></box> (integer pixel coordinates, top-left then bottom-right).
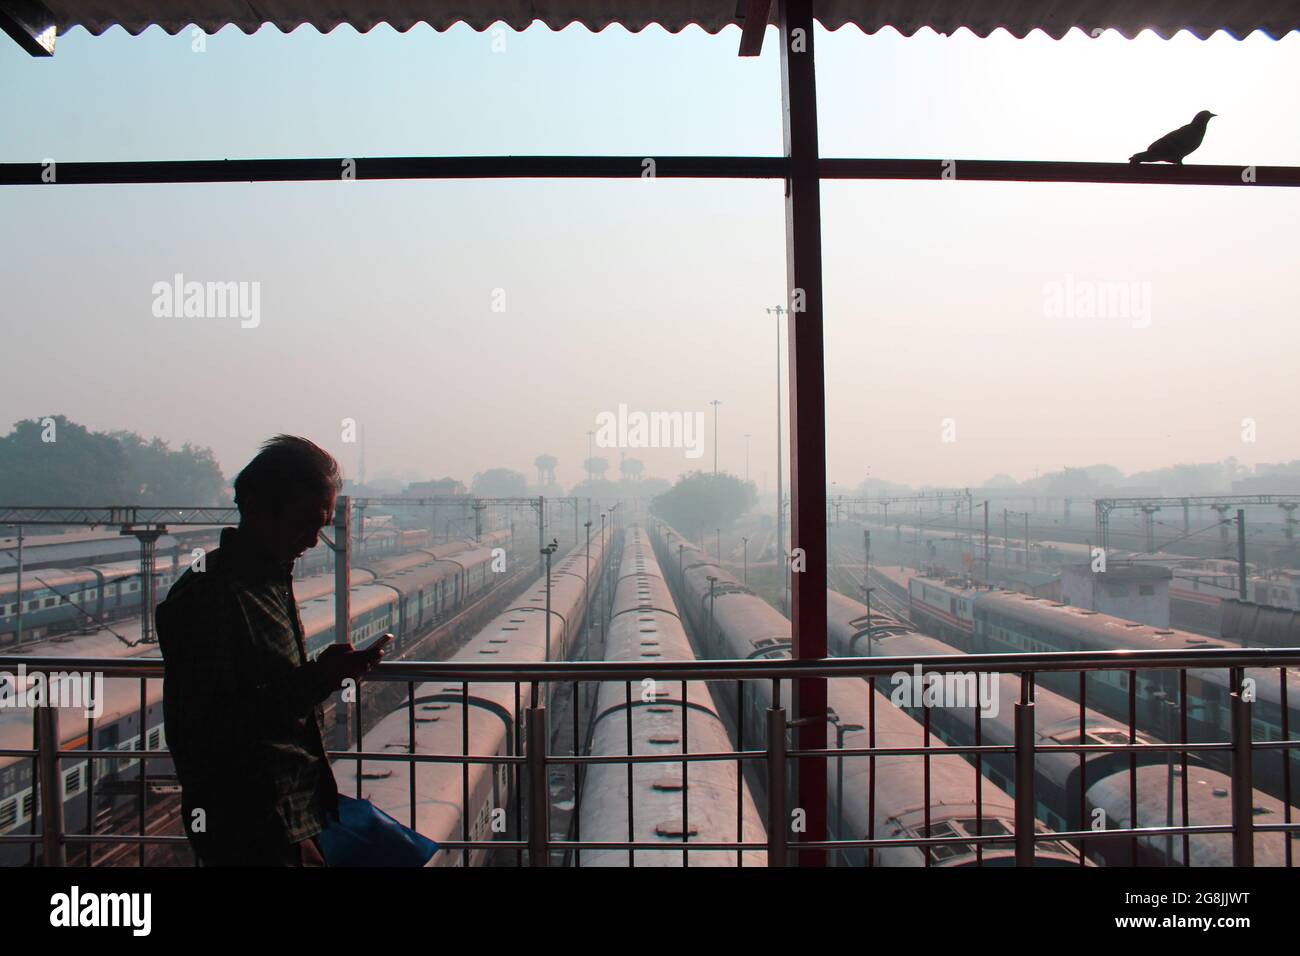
<box><xmin>1086</xmin><ymin>763</ymin><xmax>1297</xmax><ymax>867</ymax></box>
<box><xmin>977</xmin><ymin>590</ymin><xmax>1232</xmax><ymax>653</ymax></box>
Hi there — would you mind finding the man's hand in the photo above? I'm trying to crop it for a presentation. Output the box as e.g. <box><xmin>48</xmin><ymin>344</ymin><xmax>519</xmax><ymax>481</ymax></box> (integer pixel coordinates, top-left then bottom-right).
<box><xmin>316</xmin><ymin>635</ymin><xmax>392</xmax><ymax>689</ymax></box>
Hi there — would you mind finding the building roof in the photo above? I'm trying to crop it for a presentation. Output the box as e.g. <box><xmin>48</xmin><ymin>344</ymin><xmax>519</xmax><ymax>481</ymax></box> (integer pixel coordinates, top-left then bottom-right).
<box><xmin>39</xmin><ymin>2</ymin><xmax>1300</xmax><ymax>41</ymax></box>
<box><xmin>1064</xmin><ymin>561</ymin><xmax>1172</xmax><ymax>582</ymax></box>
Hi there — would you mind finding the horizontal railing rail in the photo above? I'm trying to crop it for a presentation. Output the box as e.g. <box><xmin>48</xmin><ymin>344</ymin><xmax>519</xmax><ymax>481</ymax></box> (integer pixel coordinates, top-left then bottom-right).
<box><xmin>2</xmin><ymin>649</ymin><xmax>1297</xmax><ymax>867</ymax></box>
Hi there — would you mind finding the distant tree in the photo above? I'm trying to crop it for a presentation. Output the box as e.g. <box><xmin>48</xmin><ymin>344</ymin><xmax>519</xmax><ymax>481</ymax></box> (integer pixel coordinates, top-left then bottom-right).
<box><xmin>650</xmin><ymin>471</ymin><xmax>756</xmax><ymax>535</ymax></box>
<box><xmin>584</xmin><ymin>457</ymin><xmax>609</xmax><ymax>481</ymax></box>
<box><xmin>406</xmin><ymin>478</ymin><xmax>466</xmax><ymax>496</ymax></box>
<box><xmin>471</xmin><ymin>468</ymin><xmax>529</xmax><ymax>497</ymax></box>
<box><xmin>638</xmin><ymin>477</ymin><xmax>670</xmax><ymax>497</ymax></box>
<box><xmin>569</xmin><ymin>477</ymin><xmax>622</xmax><ymax>508</ymax></box>
<box><xmin>0</xmin><ymin>416</ymin><xmax>226</xmax><ymax>505</ymax></box>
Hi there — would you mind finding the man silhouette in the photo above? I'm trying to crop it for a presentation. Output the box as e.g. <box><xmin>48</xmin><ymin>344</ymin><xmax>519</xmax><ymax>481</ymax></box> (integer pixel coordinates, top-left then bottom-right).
<box><xmin>157</xmin><ymin>435</ymin><xmax>386</xmax><ymax>866</ymax></box>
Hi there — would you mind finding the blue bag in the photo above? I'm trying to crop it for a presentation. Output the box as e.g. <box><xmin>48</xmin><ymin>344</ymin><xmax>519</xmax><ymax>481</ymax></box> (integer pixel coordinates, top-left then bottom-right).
<box><xmin>318</xmin><ymin>795</ymin><xmax>439</xmax><ymax>867</ymax></box>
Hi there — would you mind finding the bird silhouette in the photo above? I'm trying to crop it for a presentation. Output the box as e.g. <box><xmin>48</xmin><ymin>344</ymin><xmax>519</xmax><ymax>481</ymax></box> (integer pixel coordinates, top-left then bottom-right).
<box><xmin>1129</xmin><ymin>111</ymin><xmax>1216</xmax><ymax>164</ymax></box>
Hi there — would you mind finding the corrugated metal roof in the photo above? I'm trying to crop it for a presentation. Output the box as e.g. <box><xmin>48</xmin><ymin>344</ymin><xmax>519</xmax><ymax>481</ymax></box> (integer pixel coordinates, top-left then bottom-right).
<box><xmin>41</xmin><ymin>2</ymin><xmax>1300</xmax><ymax>41</ymax></box>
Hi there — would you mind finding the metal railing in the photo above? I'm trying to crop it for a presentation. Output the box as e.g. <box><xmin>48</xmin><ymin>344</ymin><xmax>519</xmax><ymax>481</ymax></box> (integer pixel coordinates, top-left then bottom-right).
<box><xmin>2</xmin><ymin>647</ymin><xmax>1297</xmax><ymax>866</ymax></box>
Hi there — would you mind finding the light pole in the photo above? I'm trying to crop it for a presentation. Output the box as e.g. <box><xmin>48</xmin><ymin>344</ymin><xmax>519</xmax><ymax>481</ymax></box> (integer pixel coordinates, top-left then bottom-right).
<box><xmin>710</xmin><ymin>399</ymin><xmax>722</xmax><ymax>475</ymax></box>
<box><xmin>542</xmin><ymin>538</ymin><xmax>558</xmax><ymax>665</ymax></box>
<box><xmin>744</xmin><ymin>433</ymin><xmax>751</xmax><ymax>486</ymax></box>
<box><xmin>716</xmin><ymin>528</ymin><xmax>721</xmax><ymax>564</ymax></box>
<box><xmin>584</xmin><ymin>520</ymin><xmax>593</xmax><ymax>655</ymax></box>
<box><xmin>586</xmin><ymin>430</ymin><xmax>594</xmax><ymax>483</ymax></box>
<box><xmin>767</xmin><ymin>304</ymin><xmax>786</xmax><ymax>615</ymax></box>
<box><xmin>831</xmin><ymin>717</ymin><xmax>864</xmax><ymax>866</ymax></box>
<box><xmin>862</xmin><ymin>587</ymin><xmax>876</xmax><ymax>654</ymax></box>
<box><xmin>707</xmin><ymin>576</ymin><xmax>718</xmax><ymax>651</ymax></box>
<box><xmin>742</xmin><ymin>536</ymin><xmax>749</xmax><ymax>585</ymax></box>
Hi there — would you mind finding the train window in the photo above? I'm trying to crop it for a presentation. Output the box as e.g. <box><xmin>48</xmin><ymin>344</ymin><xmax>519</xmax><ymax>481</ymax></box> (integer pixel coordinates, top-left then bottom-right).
<box><xmin>0</xmin><ymin>799</ymin><xmax>15</xmax><ymax>830</ymax></box>
<box><xmin>148</xmin><ymin>728</ymin><xmax>162</xmax><ymax>750</ymax></box>
<box><xmin>64</xmin><ymin>766</ymin><xmax>83</xmax><ymax>795</ymax></box>
<box><xmin>22</xmin><ymin>792</ymin><xmax>34</xmax><ymax>819</ymax></box>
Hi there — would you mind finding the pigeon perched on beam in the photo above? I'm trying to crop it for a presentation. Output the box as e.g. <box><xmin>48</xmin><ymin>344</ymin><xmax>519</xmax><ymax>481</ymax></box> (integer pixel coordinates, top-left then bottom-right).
<box><xmin>1129</xmin><ymin>111</ymin><xmax>1216</xmax><ymax>164</ymax></box>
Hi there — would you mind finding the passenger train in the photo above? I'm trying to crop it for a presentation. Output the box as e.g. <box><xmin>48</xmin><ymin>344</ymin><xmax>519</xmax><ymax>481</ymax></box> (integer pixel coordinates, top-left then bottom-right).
<box><xmin>331</xmin><ymin>533</ymin><xmax>611</xmax><ymax>866</ymax></box>
<box><xmin>826</xmin><ymin>589</ymin><xmax>1296</xmax><ymax>866</ymax></box>
<box><xmin>651</xmin><ymin>522</ymin><xmax>1082</xmax><ymax>866</ymax></box>
<box><xmin>0</xmin><ymin>527</ymin><xmax>502</xmax><ymax>644</ymax></box>
<box><xmin>576</xmin><ymin>528</ymin><xmax>766</xmax><ymax>866</ymax></box>
<box><xmin>890</xmin><ymin>569</ymin><xmax>1300</xmax><ymax>803</ymax></box>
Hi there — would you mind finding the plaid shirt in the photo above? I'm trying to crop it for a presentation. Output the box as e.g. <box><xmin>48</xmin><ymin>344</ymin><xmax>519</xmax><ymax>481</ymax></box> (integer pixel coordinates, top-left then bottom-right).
<box><xmin>156</xmin><ymin>526</ymin><xmax>339</xmax><ymax>855</ymax></box>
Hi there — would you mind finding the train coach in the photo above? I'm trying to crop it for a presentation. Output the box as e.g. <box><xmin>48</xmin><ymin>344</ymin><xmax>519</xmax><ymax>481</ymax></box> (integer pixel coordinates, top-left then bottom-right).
<box><xmin>0</xmin><ymin>524</ymin><xmax>472</xmax><ymax>644</ymax></box>
<box><xmin>651</xmin><ymin>523</ymin><xmax>1081</xmax><ymax>866</ymax></box>
<box><xmin>0</xmin><ymin>678</ymin><xmax>170</xmax><ymax>867</ymax></box>
<box><xmin>331</xmin><ymin>533</ymin><xmax>612</xmax><ymax>866</ymax></box>
<box><xmin>970</xmin><ymin>590</ymin><xmax>1300</xmax><ymax>803</ymax></box>
<box><xmin>577</xmin><ymin>527</ymin><xmax>766</xmax><ymax>866</ymax></box>
<box><xmin>826</xmin><ymin>589</ymin><xmax>1295</xmax><ymax>866</ymax></box>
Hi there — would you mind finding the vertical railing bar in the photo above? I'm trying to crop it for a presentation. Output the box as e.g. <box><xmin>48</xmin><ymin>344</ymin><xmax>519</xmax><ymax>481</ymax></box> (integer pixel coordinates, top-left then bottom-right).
<box><xmin>461</xmin><ymin>680</ymin><xmax>470</xmax><ymax>867</ymax></box>
<box><xmin>29</xmin><ymin>717</ymin><xmax>38</xmax><ymax>867</ymax></box>
<box><xmin>868</xmin><ymin>675</ymin><xmax>876</xmax><ymax>869</ymax></box>
<box><xmin>681</xmin><ymin>678</ymin><xmax>689</xmax><ymax>867</ymax></box>
<box><xmin>736</xmin><ymin>679</ymin><xmax>744</xmax><ymax>867</ymax></box>
<box><xmin>625</xmin><ymin>680</ymin><xmax>634</xmax><ymax>868</ymax></box>
<box><xmin>137</xmin><ymin>677</ymin><xmax>146</xmax><ymax>867</ymax></box>
<box><xmin>572</xmin><ymin>679</ymin><xmax>580</xmax><ymax>868</ymax></box>
<box><xmin>1078</xmin><ymin>670</ymin><xmax>1086</xmax><ymax>866</ymax></box>
<box><xmin>515</xmin><ymin>681</ymin><xmax>523</xmax><ymax>866</ymax></box>
<box><xmin>1279</xmin><ymin>666</ymin><xmax>1292</xmax><ymax>869</ymax></box>
<box><xmin>1229</xmin><ymin>666</ymin><xmax>1255</xmax><ymax>867</ymax></box>
<box><xmin>922</xmin><ymin>678</ymin><xmax>932</xmax><ymax>869</ymax></box>
<box><xmin>767</xmin><ymin>684</ymin><xmax>786</xmax><ymax>868</ymax></box>
<box><xmin>85</xmin><ymin>703</ymin><xmax>96</xmax><ymax>868</ymax></box>
<box><xmin>1180</xmin><ymin>669</ymin><xmax>1190</xmax><ymax>867</ymax></box>
<box><xmin>407</xmin><ymin>681</ymin><xmax>416</xmax><ymax>831</ymax></box>
<box><xmin>526</xmin><ymin>691</ymin><xmax>548</xmax><ymax>867</ymax></box>
<box><xmin>1013</xmin><ymin>671</ymin><xmax>1035</xmax><ymax>867</ymax></box>
<box><xmin>1128</xmin><ymin>668</ymin><xmax>1137</xmax><ymax>866</ymax></box>
<box><xmin>974</xmin><ymin>676</ymin><xmax>983</xmax><ymax>866</ymax></box>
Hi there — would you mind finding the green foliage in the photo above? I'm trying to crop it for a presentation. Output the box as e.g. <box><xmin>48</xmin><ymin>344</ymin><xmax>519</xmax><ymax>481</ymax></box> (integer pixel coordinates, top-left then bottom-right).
<box><xmin>650</xmin><ymin>471</ymin><xmax>756</xmax><ymax>534</ymax></box>
<box><xmin>471</xmin><ymin>467</ymin><xmax>529</xmax><ymax>497</ymax></box>
<box><xmin>0</xmin><ymin>415</ymin><xmax>228</xmax><ymax>505</ymax></box>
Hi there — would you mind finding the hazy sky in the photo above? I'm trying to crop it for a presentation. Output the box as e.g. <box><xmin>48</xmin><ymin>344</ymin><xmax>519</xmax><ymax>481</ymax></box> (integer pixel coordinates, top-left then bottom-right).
<box><xmin>2</xmin><ymin>23</ymin><xmax>1298</xmax><ymax>493</ymax></box>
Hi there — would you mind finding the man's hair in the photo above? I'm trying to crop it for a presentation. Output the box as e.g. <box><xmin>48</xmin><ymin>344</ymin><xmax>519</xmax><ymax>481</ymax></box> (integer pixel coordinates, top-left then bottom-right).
<box><xmin>233</xmin><ymin>435</ymin><xmax>342</xmax><ymax>516</ymax></box>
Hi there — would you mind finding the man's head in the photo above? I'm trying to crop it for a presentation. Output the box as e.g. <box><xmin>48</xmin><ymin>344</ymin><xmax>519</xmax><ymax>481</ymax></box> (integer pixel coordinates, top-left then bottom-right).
<box><xmin>234</xmin><ymin>435</ymin><xmax>342</xmax><ymax>565</ymax></box>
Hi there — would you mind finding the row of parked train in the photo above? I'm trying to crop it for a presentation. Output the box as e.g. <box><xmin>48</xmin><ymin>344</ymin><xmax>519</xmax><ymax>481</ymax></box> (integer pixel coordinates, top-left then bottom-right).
<box><xmin>0</xmin><ymin>523</ymin><xmax>445</xmax><ymax>644</ymax></box>
<box><xmin>0</xmin><ymin>530</ymin><xmax>511</xmax><ymax>865</ymax></box>
<box><xmin>877</xmin><ymin>566</ymin><xmax>1300</xmax><ymax>809</ymax></box>
<box><xmin>653</xmin><ymin>521</ymin><xmax>1084</xmax><ymax>866</ymax></box>
<box><xmin>333</xmin><ymin>532</ymin><xmax>612</xmax><ymax>865</ymax></box>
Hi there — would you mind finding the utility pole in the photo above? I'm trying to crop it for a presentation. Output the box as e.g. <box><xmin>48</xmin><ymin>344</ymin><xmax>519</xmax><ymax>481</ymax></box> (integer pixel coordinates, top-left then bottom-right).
<box><xmin>1237</xmin><ymin>509</ymin><xmax>1248</xmax><ymax>600</ymax></box>
<box><xmin>744</xmin><ymin>433</ymin><xmax>752</xmax><ymax>486</ymax></box>
<box><xmin>863</xmin><ymin>529</ymin><xmax>871</xmax><ymax>590</ymax></box>
<box><xmin>767</xmin><ymin>304</ymin><xmax>786</xmax><ymax>614</ymax></box>
<box><xmin>1024</xmin><ymin>512</ymin><xmax>1030</xmax><ymax>571</ymax></box>
<box><xmin>710</xmin><ymin>399</ymin><xmax>722</xmax><ymax>475</ymax></box>
<box><xmin>983</xmin><ymin>500</ymin><xmax>990</xmax><ymax>582</ymax></box>
<box><xmin>1003</xmin><ymin>509</ymin><xmax>1009</xmax><ymax>568</ymax></box>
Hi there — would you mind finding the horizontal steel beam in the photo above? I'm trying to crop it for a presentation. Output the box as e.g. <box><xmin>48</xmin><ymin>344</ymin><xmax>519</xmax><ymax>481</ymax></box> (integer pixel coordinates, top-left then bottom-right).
<box><xmin>3</xmin><ymin>156</ymin><xmax>1298</xmax><ymax>187</ymax></box>
<box><xmin>8</xmin><ymin>645</ymin><xmax>1300</xmax><ymax>681</ymax></box>
<box><xmin>0</xmin><ymin>506</ymin><xmax>236</xmax><ymax>526</ymax></box>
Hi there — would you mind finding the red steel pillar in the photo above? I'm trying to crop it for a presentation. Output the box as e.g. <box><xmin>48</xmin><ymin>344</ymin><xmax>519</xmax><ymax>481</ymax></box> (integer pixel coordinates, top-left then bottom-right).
<box><xmin>780</xmin><ymin>0</ymin><xmax>828</xmax><ymax>866</ymax></box>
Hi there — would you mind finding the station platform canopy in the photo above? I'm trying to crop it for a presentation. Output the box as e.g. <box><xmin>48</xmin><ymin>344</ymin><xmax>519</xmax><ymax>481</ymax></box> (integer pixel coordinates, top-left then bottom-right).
<box><xmin>5</xmin><ymin>0</ymin><xmax>1300</xmax><ymax>56</ymax></box>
